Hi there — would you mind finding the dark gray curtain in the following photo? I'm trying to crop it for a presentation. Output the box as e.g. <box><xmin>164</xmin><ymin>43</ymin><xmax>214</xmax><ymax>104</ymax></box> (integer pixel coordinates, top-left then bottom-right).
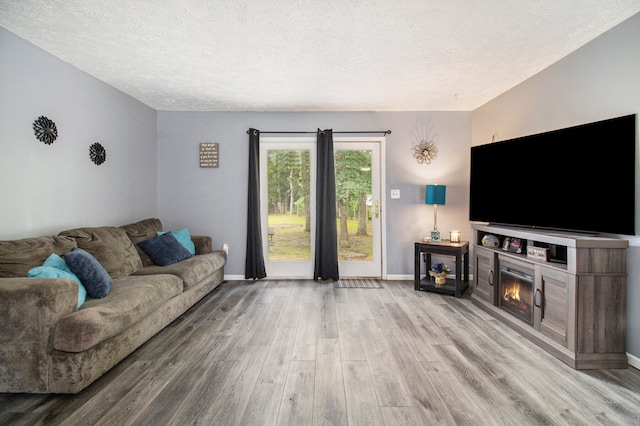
<box><xmin>314</xmin><ymin>129</ymin><xmax>339</xmax><ymax>280</ymax></box>
<box><xmin>245</xmin><ymin>128</ymin><xmax>267</xmax><ymax>279</ymax></box>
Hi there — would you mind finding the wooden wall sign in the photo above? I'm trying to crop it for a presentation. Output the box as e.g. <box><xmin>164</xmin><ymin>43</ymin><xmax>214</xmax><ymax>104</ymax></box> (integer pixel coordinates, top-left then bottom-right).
<box><xmin>199</xmin><ymin>143</ymin><xmax>219</xmax><ymax>168</ymax></box>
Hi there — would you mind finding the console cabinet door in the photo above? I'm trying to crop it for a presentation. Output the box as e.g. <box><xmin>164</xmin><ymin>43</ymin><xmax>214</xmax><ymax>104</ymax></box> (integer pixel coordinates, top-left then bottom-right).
<box><xmin>474</xmin><ymin>247</ymin><xmax>496</xmax><ymax>304</ymax></box>
<box><xmin>534</xmin><ymin>266</ymin><xmax>574</xmax><ymax>349</ymax></box>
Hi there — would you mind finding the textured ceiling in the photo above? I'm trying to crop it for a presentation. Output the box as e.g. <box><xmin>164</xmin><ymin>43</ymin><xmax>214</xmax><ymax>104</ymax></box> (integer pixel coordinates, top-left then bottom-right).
<box><xmin>1</xmin><ymin>1</ymin><xmax>639</xmax><ymax>111</ymax></box>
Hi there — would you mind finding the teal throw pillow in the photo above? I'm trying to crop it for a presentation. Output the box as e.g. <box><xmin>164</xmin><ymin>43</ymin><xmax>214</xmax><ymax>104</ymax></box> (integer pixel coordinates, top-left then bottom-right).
<box><xmin>64</xmin><ymin>247</ymin><xmax>112</xmax><ymax>299</ymax></box>
<box><xmin>157</xmin><ymin>228</ymin><xmax>196</xmax><ymax>255</ymax></box>
<box><xmin>138</xmin><ymin>232</ymin><xmax>192</xmax><ymax>266</ymax></box>
<box><xmin>43</xmin><ymin>253</ymin><xmax>75</xmax><ymax>274</ymax></box>
<box><xmin>28</xmin><ymin>253</ymin><xmax>88</xmax><ymax>308</ymax></box>
<box><xmin>43</xmin><ymin>253</ymin><xmax>87</xmax><ymax>307</ymax></box>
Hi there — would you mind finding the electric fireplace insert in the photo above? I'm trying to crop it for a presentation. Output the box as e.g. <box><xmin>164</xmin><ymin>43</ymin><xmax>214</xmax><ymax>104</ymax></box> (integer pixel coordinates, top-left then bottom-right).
<box><xmin>499</xmin><ymin>264</ymin><xmax>534</xmax><ymax>325</ymax></box>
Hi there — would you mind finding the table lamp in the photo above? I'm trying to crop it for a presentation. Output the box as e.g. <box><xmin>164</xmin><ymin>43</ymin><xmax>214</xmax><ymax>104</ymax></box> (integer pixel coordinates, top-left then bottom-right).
<box><xmin>425</xmin><ymin>184</ymin><xmax>446</xmax><ymax>242</ymax></box>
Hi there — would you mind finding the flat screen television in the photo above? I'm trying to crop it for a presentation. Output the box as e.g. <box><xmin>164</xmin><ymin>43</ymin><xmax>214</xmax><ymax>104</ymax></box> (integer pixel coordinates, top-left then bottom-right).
<box><xmin>469</xmin><ymin>114</ymin><xmax>636</xmax><ymax>235</ymax></box>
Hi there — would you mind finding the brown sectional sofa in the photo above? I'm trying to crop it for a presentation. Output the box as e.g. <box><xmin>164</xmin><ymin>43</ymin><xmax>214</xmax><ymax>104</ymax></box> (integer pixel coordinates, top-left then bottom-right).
<box><xmin>0</xmin><ymin>218</ymin><xmax>226</xmax><ymax>394</ymax></box>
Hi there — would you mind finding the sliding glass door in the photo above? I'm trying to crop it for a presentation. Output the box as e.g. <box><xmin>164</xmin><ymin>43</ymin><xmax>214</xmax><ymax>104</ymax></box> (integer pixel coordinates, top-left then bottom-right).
<box><xmin>260</xmin><ymin>137</ymin><xmax>384</xmax><ymax>278</ymax></box>
<box><xmin>335</xmin><ymin>141</ymin><xmax>381</xmax><ymax>277</ymax></box>
<box><xmin>260</xmin><ymin>139</ymin><xmax>316</xmax><ymax>277</ymax></box>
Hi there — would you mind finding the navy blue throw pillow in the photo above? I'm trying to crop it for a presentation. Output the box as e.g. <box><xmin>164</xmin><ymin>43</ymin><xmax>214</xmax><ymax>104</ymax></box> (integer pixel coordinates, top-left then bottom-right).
<box><xmin>137</xmin><ymin>232</ymin><xmax>192</xmax><ymax>266</ymax></box>
<box><xmin>64</xmin><ymin>247</ymin><xmax>112</xmax><ymax>299</ymax></box>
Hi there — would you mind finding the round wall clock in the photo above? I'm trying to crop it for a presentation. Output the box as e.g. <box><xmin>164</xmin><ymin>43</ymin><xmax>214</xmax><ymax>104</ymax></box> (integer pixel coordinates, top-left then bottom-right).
<box><xmin>89</xmin><ymin>142</ymin><xmax>107</xmax><ymax>165</ymax></box>
<box><xmin>33</xmin><ymin>116</ymin><xmax>58</xmax><ymax>145</ymax></box>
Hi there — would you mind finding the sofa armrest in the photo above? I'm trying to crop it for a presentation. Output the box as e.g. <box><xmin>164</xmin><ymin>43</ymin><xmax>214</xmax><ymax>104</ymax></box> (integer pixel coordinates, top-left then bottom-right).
<box><xmin>0</xmin><ymin>277</ymin><xmax>78</xmax><ymax>393</ymax></box>
<box><xmin>191</xmin><ymin>235</ymin><xmax>212</xmax><ymax>254</ymax></box>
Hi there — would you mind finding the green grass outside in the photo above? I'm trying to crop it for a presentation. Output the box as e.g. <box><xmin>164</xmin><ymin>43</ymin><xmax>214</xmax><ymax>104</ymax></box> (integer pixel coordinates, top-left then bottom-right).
<box><xmin>267</xmin><ymin>214</ymin><xmax>373</xmax><ymax>261</ymax></box>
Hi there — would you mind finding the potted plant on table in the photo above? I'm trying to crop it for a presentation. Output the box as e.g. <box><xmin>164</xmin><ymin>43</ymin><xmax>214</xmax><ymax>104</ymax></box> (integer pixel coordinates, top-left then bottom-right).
<box><xmin>429</xmin><ymin>262</ymin><xmax>450</xmax><ymax>286</ymax></box>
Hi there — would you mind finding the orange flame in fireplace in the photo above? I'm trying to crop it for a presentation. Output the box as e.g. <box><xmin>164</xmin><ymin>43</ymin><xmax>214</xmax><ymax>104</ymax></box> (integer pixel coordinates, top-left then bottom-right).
<box><xmin>503</xmin><ymin>282</ymin><xmax>521</xmax><ymax>301</ymax></box>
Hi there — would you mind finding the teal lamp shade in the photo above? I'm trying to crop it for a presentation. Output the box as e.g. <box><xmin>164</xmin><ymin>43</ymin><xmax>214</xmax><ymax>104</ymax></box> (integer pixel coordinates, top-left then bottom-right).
<box><xmin>425</xmin><ymin>184</ymin><xmax>446</xmax><ymax>241</ymax></box>
<box><xmin>425</xmin><ymin>185</ymin><xmax>446</xmax><ymax>205</ymax></box>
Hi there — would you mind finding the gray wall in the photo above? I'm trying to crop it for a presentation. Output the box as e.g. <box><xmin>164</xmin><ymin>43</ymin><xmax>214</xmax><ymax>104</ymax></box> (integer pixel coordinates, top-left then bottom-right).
<box><xmin>0</xmin><ymin>27</ymin><xmax>158</xmax><ymax>239</ymax></box>
<box><xmin>472</xmin><ymin>13</ymin><xmax>640</xmax><ymax>357</ymax></box>
<box><xmin>157</xmin><ymin>111</ymin><xmax>472</xmax><ymax>277</ymax></box>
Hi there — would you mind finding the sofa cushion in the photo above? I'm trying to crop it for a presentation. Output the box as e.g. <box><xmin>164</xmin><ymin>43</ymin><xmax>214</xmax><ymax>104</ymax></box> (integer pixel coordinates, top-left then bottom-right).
<box><xmin>27</xmin><ymin>253</ymin><xmax>87</xmax><ymax>307</ymax></box>
<box><xmin>53</xmin><ymin>274</ymin><xmax>183</xmax><ymax>352</ymax></box>
<box><xmin>59</xmin><ymin>226</ymin><xmax>142</xmax><ymax>278</ymax></box>
<box><xmin>120</xmin><ymin>218</ymin><xmax>163</xmax><ymax>267</ymax></box>
<box><xmin>133</xmin><ymin>251</ymin><xmax>226</xmax><ymax>290</ymax></box>
<box><xmin>191</xmin><ymin>235</ymin><xmax>213</xmax><ymax>255</ymax></box>
<box><xmin>64</xmin><ymin>248</ymin><xmax>112</xmax><ymax>299</ymax></box>
<box><xmin>0</xmin><ymin>236</ymin><xmax>77</xmax><ymax>278</ymax></box>
<box><xmin>138</xmin><ymin>233</ymin><xmax>192</xmax><ymax>266</ymax></box>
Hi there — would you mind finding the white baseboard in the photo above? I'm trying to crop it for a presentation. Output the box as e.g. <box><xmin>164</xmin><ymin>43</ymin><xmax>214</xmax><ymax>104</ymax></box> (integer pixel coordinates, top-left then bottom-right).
<box><xmin>226</xmin><ymin>275</ymin><xmax>415</xmax><ymax>281</ymax></box>
<box><xmin>224</xmin><ymin>274</ymin><xmax>246</xmax><ymax>281</ymax></box>
<box><xmin>225</xmin><ymin>274</ymin><xmax>475</xmax><ymax>282</ymax></box>
<box><xmin>385</xmin><ymin>274</ymin><xmax>413</xmax><ymax>280</ymax></box>
<box><xmin>225</xmin><ymin>275</ymin><xmax>415</xmax><ymax>281</ymax></box>
<box><xmin>627</xmin><ymin>352</ymin><xmax>640</xmax><ymax>370</ymax></box>
<box><xmin>223</xmin><ymin>275</ymin><xmax>320</xmax><ymax>280</ymax></box>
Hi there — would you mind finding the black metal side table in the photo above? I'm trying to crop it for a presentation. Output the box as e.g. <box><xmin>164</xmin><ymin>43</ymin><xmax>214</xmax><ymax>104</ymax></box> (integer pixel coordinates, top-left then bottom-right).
<box><xmin>414</xmin><ymin>240</ymin><xmax>469</xmax><ymax>297</ymax></box>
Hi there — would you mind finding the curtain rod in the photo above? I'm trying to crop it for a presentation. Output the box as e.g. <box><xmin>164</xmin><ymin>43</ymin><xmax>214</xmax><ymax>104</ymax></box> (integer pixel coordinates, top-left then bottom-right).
<box><xmin>246</xmin><ymin>129</ymin><xmax>391</xmax><ymax>135</ymax></box>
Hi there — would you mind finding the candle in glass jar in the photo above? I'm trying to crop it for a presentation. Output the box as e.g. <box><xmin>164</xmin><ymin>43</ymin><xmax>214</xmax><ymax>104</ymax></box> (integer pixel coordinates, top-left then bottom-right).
<box><xmin>450</xmin><ymin>230</ymin><xmax>461</xmax><ymax>243</ymax></box>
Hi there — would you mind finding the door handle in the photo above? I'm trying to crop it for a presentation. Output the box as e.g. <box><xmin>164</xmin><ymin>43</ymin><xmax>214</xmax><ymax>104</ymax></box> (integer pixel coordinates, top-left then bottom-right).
<box><xmin>534</xmin><ymin>289</ymin><xmax>542</xmax><ymax>308</ymax></box>
<box><xmin>374</xmin><ymin>200</ymin><xmax>379</xmax><ymax>218</ymax></box>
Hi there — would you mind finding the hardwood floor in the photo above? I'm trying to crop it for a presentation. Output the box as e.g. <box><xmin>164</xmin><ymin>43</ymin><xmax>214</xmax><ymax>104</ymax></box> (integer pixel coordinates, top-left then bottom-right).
<box><xmin>2</xmin><ymin>279</ymin><xmax>640</xmax><ymax>425</ymax></box>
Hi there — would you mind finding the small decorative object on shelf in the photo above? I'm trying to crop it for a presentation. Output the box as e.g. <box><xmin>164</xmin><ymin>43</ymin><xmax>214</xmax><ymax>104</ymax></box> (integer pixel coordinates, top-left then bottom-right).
<box><xmin>429</xmin><ymin>262</ymin><xmax>450</xmax><ymax>286</ymax></box>
<box><xmin>527</xmin><ymin>246</ymin><xmax>549</xmax><ymax>261</ymax></box>
<box><xmin>33</xmin><ymin>116</ymin><xmax>58</xmax><ymax>145</ymax></box>
<box><xmin>481</xmin><ymin>234</ymin><xmax>500</xmax><ymax>247</ymax></box>
<box><xmin>450</xmin><ymin>230</ymin><xmax>461</xmax><ymax>242</ymax></box>
<box><xmin>89</xmin><ymin>142</ymin><xmax>107</xmax><ymax>165</ymax></box>
<box><xmin>502</xmin><ymin>237</ymin><xmax>524</xmax><ymax>253</ymax></box>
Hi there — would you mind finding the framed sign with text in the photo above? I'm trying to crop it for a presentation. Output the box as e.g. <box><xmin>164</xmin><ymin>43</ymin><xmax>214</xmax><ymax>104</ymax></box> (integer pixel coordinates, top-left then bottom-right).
<box><xmin>199</xmin><ymin>143</ymin><xmax>219</xmax><ymax>168</ymax></box>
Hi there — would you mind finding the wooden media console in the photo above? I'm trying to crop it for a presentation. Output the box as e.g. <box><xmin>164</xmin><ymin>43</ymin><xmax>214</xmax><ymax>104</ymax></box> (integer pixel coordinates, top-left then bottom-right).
<box><xmin>471</xmin><ymin>224</ymin><xmax>628</xmax><ymax>369</ymax></box>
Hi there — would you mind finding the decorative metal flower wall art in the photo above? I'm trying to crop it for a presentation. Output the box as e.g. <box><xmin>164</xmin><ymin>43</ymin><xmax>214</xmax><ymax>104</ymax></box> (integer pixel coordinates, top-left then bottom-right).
<box><xmin>412</xmin><ymin>140</ymin><xmax>438</xmax><ymax>164</ymax></box>
<box><xmin>33</xmin><ymin>116</ymin><xmax>58</xmax><ymax>145</ymax></box>
<box><xmin>89</xmin><ymin>142</ymin><xmax>107</xmax><ymax>165</ymax></box>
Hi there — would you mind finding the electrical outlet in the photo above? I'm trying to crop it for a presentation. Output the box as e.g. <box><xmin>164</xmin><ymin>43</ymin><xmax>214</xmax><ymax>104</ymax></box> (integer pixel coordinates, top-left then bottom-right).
<box><xmin>391</xmin><ymin>189</ymin><xmax>400</xmax><ymax>199</ymax></box>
